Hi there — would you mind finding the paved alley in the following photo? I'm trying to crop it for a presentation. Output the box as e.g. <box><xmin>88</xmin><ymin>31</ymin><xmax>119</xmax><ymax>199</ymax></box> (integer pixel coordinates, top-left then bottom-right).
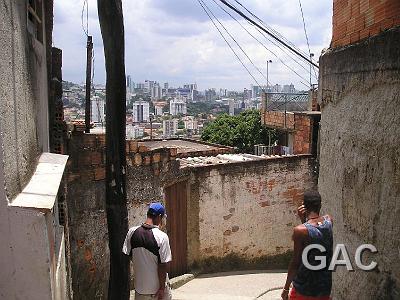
<box><xmin>131</xmin><ymin>270</ymin><xmax>286</xmax><ymax>300</ymax></box>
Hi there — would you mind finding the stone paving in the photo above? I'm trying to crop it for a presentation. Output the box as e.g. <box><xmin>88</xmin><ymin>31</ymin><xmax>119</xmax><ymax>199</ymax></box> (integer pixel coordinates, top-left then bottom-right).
<box><xmin>131</xmin><ymin>270</ymin><xmax>287</xmax><ymax>300</ymax></box>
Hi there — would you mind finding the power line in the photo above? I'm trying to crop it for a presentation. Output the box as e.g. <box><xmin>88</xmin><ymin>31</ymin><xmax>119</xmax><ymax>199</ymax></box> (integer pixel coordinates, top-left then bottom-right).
<box><xmin>197</xmin><ymin>0</ymin><xmax>265</xmax><ymax>91</ymax></box>
<box><xmin>252</xmin><ymin>24</ymin><xmax>317</xmax><ymax>83</ymax></box>
<box><xmin>210</xmin><ymin>0</ymin><xmax>311</xmax><ymax>88</ymax></box>
<box><xmin>219</xmin><ymin>0</ymin><xmax>318</xmax><ymax>68</ymax></box>
<box><xmin>202</xmin><ymin>0</ymin><xmax>271</xmax><ymax>86</ymax></box>
<box><xmin>298</xmin><ymin>0</ymin><xmax>311</xmax><ymax>60</ymax></box>
<box><xmin>227</xmin><ymin>0</ymin><xmax>319</xmax><ymax>82</ymax></box>
<box><xmin>231</xmin><ymin>0</ymin><xmax>310</xmax><ymax>59</ymax></box>
<box><xmin>227</xmin><ymin>0</ymin><xmax>318</xmax><ymax>81</ymax></box>
<box><xmin>298</xmin><ymin>0</ymin><xmax>318</xmax><ymax>82</ymax></box>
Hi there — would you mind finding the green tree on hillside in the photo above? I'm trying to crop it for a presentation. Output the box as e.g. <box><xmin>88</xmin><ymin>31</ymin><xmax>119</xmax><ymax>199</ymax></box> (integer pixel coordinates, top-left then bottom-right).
<box><xmin>201</xmin><ymin>110</ymin><xmax>276</xmax><ymax>153</ymax></box>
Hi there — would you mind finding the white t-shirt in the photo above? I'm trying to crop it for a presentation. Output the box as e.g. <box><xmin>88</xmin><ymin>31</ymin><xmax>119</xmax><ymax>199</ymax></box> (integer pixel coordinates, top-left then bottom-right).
<box><xmin>122</xmin><ymin>224</ymin><xmax>172</xmax><ymax>295</ymax></box>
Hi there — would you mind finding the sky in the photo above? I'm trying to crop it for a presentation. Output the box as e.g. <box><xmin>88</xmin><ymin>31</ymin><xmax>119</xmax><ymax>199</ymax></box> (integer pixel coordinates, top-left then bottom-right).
<box><xmin>53</xmin><ymin>0</ymin><xmax>332</xmax><ymax>91</ymax></box>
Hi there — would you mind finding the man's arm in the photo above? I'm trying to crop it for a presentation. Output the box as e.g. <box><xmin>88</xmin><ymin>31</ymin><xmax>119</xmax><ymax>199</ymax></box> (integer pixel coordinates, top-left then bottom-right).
<box><xmin>156</xmin><ymin>262</ymin><xmax>169</xmax><ymax>298</ymax></box>
<box><xmin>281</xmin><ymin>225</ymin><xmax>308</xmax><ymax>300</ymax></box>
<box><xmin>155</xmin><ymin>233</ymin><xmax>172</xmax><ymax>300</ymax></box>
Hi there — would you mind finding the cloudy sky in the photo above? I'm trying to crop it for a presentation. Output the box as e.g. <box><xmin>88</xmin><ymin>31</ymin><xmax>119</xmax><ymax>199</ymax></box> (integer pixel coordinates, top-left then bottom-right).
<box><xmin>53</xmin><ymin>0</ymin><xmax>332</xmax><ymax>91</ymax></box>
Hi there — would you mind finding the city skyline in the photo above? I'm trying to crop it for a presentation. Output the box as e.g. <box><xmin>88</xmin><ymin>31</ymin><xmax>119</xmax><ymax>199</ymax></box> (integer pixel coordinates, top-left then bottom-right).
<box><xmin>53</xmin><ymin>0</ymin><xmax>331</xmax><ymax>91</ymax></box>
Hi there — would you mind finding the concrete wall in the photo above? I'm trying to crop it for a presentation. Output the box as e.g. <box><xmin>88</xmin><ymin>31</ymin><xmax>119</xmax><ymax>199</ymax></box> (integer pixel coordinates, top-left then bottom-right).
<box><xmin>318</xmin><ymin>26</ymin><xmax>400</xmax><ymax>299</ymax></box>
<box><xmin>0</xmin><ymin>0</ymin><xmax>50</xmax><ymax>200</ymax></box>
<box><xmin>0</xmin><ymin>150</ymin><xmax>68</xmax><ymax>300</ymax></box>
<box><xmin>332</xmin><ymin>0</ymin><xmax>400</xmax><ymax>47</ymax></box>
<box><xmin>187</xmin><ymin>155</ymin><xmax>317</xmax><ymax>272</ymax></box>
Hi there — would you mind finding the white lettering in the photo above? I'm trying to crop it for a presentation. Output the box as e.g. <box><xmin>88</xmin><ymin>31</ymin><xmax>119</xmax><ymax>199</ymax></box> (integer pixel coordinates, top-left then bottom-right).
<box><xmin>302</xmin><ymin>244</ymin><xmax>326</xmax><ymax>271</ymax></box>
<box><xmin>355</xmin><ymin>244</ymin><xmax>378</xmax><ymax>271</ymax></box>
<box><xmin>329</xmin><ymin>244</ymin><xmax>354</xmax><ymax>271</ymax></box>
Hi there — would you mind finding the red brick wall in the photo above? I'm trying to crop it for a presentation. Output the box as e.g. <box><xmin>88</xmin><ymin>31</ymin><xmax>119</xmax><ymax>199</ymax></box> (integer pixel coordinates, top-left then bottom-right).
<box><xmin>262</xmin><ymin>111</ymin><xmax>295</xmax><ymax>130</ymax></box>
<box><xmin>332</xmin><ymin>0</ymin><xmax>400</xmax><ymax>47</ymax></box>
<box><xmin>293</xmin><ymin>115</ymin><xmax>312</xmax><ymax>155</ymax></box>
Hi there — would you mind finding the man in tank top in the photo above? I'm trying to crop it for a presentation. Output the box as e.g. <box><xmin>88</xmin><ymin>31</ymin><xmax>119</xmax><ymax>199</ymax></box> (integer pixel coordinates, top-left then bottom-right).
<box><xmin>281</xmin><ymin>190</ymin><xmax>333</xmax><ymax>300</ymax></box>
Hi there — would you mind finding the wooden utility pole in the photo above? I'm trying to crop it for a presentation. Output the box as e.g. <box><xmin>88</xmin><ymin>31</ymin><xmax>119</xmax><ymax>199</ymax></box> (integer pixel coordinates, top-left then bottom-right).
<box><xmin>85</xmin><ymin>35</ymin><xmax>93</xmax><ymax>133</ymax></box>
<box><xmin>97</xmin><ymin>1</ymin><xmax>130</xmax><ymax>299</ymax></box>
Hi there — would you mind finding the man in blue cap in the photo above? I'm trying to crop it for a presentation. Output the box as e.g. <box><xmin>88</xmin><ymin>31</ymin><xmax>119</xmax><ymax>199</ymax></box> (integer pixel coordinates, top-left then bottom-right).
<box><xmin>123</xmin><ymin>202</ymin><xmax>172</xmax><ymax>300</ymax></box>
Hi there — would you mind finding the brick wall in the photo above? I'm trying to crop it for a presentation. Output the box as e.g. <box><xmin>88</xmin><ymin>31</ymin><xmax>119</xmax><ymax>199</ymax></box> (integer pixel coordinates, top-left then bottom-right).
<box><xmin>332</xmin><ymin>0</ymin><xmax>400</xmax><ymax>47</ymax></box>
<box><xmin>65</xmin><ymin>133</ymin><xmax>188</xmax><ymax>298</ymax></box>
<box><xmin>187</xmin><ymin>155</ymin><xmax>317</xmax><ymax>272</ymax></box>
<box><xmin>293</xmin><ymin>114</ymin><xmax>312</xmax><ymax>155</ymax></box>
<box><xmin>262</xmin><ymin>111</ymin><xmax>295</xmax><ymax>130</ymax></box>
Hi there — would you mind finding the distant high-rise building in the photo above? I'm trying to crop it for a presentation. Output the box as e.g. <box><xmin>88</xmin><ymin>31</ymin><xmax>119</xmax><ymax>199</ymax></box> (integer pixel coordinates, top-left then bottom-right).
<box><xmin>183</xmin><ymin>116</ymin><xmax>198</xmax><ymax>131</ymax></box>
<box><xmin>91</xmin><ymin>96</ymin><xmax>105</xmax><ymax>124</ymax></box>
<box><xmin>126</xmin><ymin>75</ymin><xmax>133</xmax><ymax>93</ymax></box>
<box><xmin>169</xmin><ymin>99</ymin><xmax>187</xmax><ymax>115</ymax></box>
<box><xmin>283</xmin><ymin>84</ymin><xmax>296</xmax><ymax>94</ymax></box>
<box><xmin>184</xmin><ymin>83</ymin><xmax>197</xmax><ymax>91</ymax></box>
<box><xmin>273</xmin><ymin>84</ymin><xmax>282</xmax><ymax>93</ymax></box>
<box><xmin>136</xmin><ymin>83</ymin><xmax>145</xmax><ymax>90</ymax></box>
<box><xmin>219</xmin><ymin>88</ymin><xmax>227</xmax><ymax>97</ymax></box>
<box><xmin>154</xmin><ymin>102</ymin><xmax>165</xmax><ymax>116</ymax></box>
<box><xmin>133</xmin><ymin>100</ymin><xmax>150</xmax><ymax>123</ymax></box>
<box><xmin>126</xmin><ymin>124</ymin><xmax>144</xmax><ymax>139</ymax></box>
<box><xmin>175</xmin><ymin>88</ymin><xmax>191</xmax><ymax>102</ymax></box>
<box><xmin>151</xmin><ymin>83</ymin><xmax>161</xmax><ymax>100</ymax></box>
<box><xmin>163</xmin><ymin>119</ymin><xmax>178</xmax><ymax>137</ymax></box>
<box><xmin>251</xmin><ymin>85</ymin><xmax>265</xmax><ymax>98</ymax></box>
<box><xmin>228</xmin><ymin>99</ymin><xmax>235</xmax><ymax>116</ymax></box>
<box><xmin>164</xmin><ymin>82</ymin><xmax>169</xmax><ymax>90</ymax></box>
<box><xmin>244</xmin><ymin>88</ymin><xmax>252</xmax><ymax>100</ymax></box>
<box><xmin>144</xmin><ymin>80</ymin><xmax>154</xmax><ymax>94</ymax></box>
<box><xmin>205</xmin><ymin>88</ymin><xmax>217</xmax><ymax>101</ymax></box>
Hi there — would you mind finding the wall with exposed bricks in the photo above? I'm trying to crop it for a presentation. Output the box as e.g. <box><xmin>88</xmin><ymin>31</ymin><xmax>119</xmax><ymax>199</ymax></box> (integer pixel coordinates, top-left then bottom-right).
<box><xmin>66</xmin><ymin>132</ymin><xmax>318</xmax><ymax>293</ymax></box>
<box><xmin>187</xmin><ymin>155</ymin><xmax>317</xmax><ymax>272</ymax></box>
<box><xmin>332</xmin><ymin>0</ymin><xmax>400</xmax><ymax>47</ymax></box>
<box><xmin>262</xmin><ymin>111</ymin><xmax>313</xmax><ymax>155</ymax></box>
<box><xmin>65</xmin><ymin>133</ymin><xmax>189</xmax><ymax>298</ymax></box>
<box><xmin>262</xmin><ymin>111</ymin><xmax>295</xmax><ymax>130</ymax></box>
<box><xmin>293</xmin><ymin>114</ymin><xmax>312</xmax><ymax>155</ymax></box>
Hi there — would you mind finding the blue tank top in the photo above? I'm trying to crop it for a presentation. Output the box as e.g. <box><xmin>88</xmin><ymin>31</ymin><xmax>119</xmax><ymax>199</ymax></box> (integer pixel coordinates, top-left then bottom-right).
<box><xmin>293</xmin><ymin>215</ymin><xmax>333</xmax><ymax>297</ymax></box>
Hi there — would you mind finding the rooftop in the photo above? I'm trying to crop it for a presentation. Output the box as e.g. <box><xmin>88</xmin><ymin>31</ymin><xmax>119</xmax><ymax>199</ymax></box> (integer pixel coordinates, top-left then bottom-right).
<box><xmin>138</xmin><ymin>139</ymin><xmax>234</xmax><ymax>156</ymax></box>
<box><xmin>178</xmin><ymin>153</ymin><xmax>299</xmax><ymax>168</ymax></box>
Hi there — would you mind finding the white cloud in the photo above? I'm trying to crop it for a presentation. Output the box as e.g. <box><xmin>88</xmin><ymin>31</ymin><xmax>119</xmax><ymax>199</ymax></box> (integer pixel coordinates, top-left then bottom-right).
<box><xmin>53</xmin><ymin>0</ymin><xmax>332</xmax><ymax>91</ymax></box>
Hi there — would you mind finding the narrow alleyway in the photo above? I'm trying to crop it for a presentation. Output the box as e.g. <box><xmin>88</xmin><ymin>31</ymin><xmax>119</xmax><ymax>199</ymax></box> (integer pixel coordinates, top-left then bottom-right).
<box><xmin>130</xmin><ymin>270</ymin><xmax>286</xmax><ymax>300</ymax></box>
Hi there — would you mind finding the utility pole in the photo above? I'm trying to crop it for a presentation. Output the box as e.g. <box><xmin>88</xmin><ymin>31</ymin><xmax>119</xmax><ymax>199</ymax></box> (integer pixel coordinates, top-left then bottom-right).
<box><xmin>85</xmin><ymin>35</ymin><xmax>93</xmax><ymax>133</ymax></box>
<box><xmin>149</xmin><ymin>113</ymin><xmax>154</xmax><ymax>140</ymax></box>
<box><xmin>309</xmin><ymin>53</ymin><xmax>314</xmax><ymax>89</ymax></box>
<box><xmin>97</xmin><ymin>1</ymin><xmax>129</xmax><ymax>299</ymax></box>
<box><xmin>266</xmin><ymin>59</ymin><xmax>272</xmax><ymax>90</ymax></box>
<box><xmin>266</xmin><ymin>59</ymin><xmax>272</xmax><ymax>108</ymax></box>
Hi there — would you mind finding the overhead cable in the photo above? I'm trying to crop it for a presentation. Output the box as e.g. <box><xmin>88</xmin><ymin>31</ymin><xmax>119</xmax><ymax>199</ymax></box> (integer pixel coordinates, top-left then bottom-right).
<box><xmin>219</xmin><ymin>0</ymin><xmax>318</xmax><ymax>68</ymax></box>
<box><xmin>197</xmin><ymin>0</ymin><xmax>266</xmax><ymax>91</ymax></box>
<box><xmin>202</xmin><ymin>0</ymin><xmax>271</xmax><ymax>86</ymax></box>
<box><xmin>298</xmin><ymin>0</ymin><xmax>318</xmax><ymax>80</ymax></box>
<box><xmin>231</xmin><ymin>0</ymin><xmax>310</xmax><ymax>59</ymax></box>
<box><xmin>211</xmin><ymin>0</ymin><xmax>311</xmax><ymax>87</ymax></box>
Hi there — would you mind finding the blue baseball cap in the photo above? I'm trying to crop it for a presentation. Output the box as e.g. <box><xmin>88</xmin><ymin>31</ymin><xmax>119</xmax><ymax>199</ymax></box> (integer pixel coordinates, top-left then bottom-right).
<box><xmin>148</xmin><ymin>202</ymin><xmax>166</xmax><ymax>217</ymax></box>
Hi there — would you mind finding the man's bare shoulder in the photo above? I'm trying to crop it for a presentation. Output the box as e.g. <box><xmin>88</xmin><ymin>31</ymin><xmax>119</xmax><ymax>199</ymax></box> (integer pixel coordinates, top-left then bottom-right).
<box><xmin>293</xmin><ymin>224</ymin><xmax>308</xmax><ymax>240</ymax></box>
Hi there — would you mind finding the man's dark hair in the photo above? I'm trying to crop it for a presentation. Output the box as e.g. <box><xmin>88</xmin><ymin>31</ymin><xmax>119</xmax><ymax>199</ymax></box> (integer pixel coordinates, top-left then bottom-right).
<box><xmin>147</xmin><ymin>208</ymin><xmax>162</xmax><ymax>219</ymax></box>
<box><xmin>303</xmin><ymin>190</ymin><xmax>322</xmax><ymax>213</ymax></box>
